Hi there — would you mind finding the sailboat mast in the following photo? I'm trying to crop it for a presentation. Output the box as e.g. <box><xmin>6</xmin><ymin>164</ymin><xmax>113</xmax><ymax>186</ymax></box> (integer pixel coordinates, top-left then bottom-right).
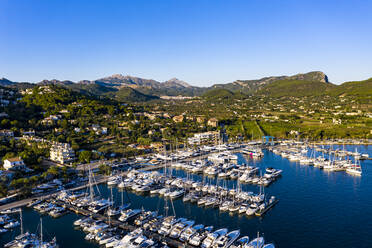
<box><xmin>89</xmin><ymin>166</ymin><xmax>94</xmax><ymax>202</ymax></box>
<box><xmin>20</xmin><ymin>208</ymin><xmax>23</xmax><ymax>235</ymax></box>
<box><xmin>40</xmin><ymin>217</ymin><xmax>43</xmax><ymax>244</ymax></box>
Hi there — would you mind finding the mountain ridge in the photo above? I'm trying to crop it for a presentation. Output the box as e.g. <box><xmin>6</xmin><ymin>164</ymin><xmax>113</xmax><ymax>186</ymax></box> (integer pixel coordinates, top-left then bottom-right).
<box><xmin>2</xmin><ymin>71</ymin><xmax>370</xmax><ymax>102</ymax></box>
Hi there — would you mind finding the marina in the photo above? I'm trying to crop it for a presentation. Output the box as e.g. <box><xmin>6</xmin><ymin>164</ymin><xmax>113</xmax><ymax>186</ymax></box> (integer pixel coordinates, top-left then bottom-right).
<box><xmin>1</xmin><ymin>143</ymin><xmax>372</xmax><ymax>247</ymax></box>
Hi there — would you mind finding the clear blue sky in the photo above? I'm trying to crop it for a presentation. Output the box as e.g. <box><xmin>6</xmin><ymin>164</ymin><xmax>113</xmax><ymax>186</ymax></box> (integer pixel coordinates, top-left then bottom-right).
<box><xmin>1</xmin><ymin>0</ymin><xmax>372</xmax><ymax>86</ymax></box>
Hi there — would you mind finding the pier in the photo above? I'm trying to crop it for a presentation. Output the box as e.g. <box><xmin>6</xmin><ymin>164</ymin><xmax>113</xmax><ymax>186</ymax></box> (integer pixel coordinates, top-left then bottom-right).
<box><xmin>255</xmin><ymin>199</ymin><xmax>279</xmax><ymax>217</ymax></box>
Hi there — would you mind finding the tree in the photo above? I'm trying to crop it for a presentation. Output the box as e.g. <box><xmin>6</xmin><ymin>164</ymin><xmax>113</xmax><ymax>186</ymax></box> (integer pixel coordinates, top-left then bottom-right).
<box><xmin>79</xmin><ymin>150</ymin><xmax>92</xmax><ymax>163</ymax></box>
<box><xmin>1</xmin><ymin>119</ymin><xmax>10</xmax><ymax>128</ymax></box>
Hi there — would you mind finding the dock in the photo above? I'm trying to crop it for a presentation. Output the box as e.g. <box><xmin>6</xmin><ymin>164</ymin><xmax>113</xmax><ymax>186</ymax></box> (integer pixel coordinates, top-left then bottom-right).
<box><xmin>255</xmin><ymin>199</ymin><xmax>279</xmax><ymax>217</ymax></box>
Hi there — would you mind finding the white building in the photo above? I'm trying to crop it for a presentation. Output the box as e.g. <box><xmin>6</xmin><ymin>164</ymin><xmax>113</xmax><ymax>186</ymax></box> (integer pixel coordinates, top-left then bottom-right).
<box><xmin>0</xmin><ymin>129</ymin><xmax>14</xmax><ymax>137</ymax></box>
<box><xmin>188</xmin><ymin>131</ymin><xmax>220</xmax><ymax>145</ymax></box>
<box><xmin>3</xmin><ymin>157</ymin><xmax>26</xmax><ymax>170</ymax></box>
<box><xmin>50</xmin><ymin>143</ymin><xmax>75</xmax><ymax>165</ymax></box>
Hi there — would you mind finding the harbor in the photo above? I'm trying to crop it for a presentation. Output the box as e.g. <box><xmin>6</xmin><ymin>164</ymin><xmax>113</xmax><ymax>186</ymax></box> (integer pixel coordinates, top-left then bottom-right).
<box><xmin>1</xmin><ymin>143</ymin><xmax>372</xmax><ymax>247</ymax></box>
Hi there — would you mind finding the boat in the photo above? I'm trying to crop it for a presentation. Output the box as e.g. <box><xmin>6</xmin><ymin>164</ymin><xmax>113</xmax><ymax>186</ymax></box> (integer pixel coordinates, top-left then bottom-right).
<box><xmin>230</xmin><ymin>236</ymin><xmax>249</xmax><ymax>248</ymax></box>
<box><xmin>4</xmin><ymin>220</ymin><xmax>20</xmax><ymax>229</ymax></box>
<box><xmin>245</xmin><ymin>235</ymin><xmax>264</xmax><ymax>248</ymax></box>
<box><xmin>246</xmin><ymin>203</ymin><xmax>259</xmax><ymax>216</ymax></box>
<box><xmin>212</xmin><ymin>229</ymin><xmax>240</xmax><ymax>248</ymax></box>
<box><xmin>201</xmin><ymin>228</ymin><xmax>228</xmax><ymax>248</ymax></box>
<box><xmin>179</xmin><ymin>224</ymin><xmax>204</xmax><ymax>242</ymax></box>
<box><xmin>346</xmin><ymin>160</ymin><xmax>362</xmax><ymax>176</ymax></box>
<box><xmin>188</xmin><ymin>226</ymin><xmax>214</xmax><ymax>246</ymax></box>
<box><xmin>119</xmin><ymin>209</ymin><xmax>142</xmax><ymax>222</ymax></box>
<box><xmin>169</xmin><ymin>220</ymin><xmax>195</xmax><ymax>239</ymax></box>
<box><xmin>169</xmin><ymin>189</ymin><xmax>185</xmax><ymax>199</ymax></box>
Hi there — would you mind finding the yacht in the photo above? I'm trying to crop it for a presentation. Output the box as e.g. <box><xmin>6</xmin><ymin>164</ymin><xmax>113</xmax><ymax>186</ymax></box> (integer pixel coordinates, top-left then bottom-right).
<box><xmin>179</xmin><ymin>224</ymin><xmax>204</xmax><ymax>242</ymax></box>
<box><xmin>201</xmin><ymin>228</ymin><xmax>228</xmax><ymax>248</ymax></box>
<box><xmin>245</xmin><ymin>236</ymin><xmax>264</xmax><ymax>248</ymax></box>
<box><xmin>158</xmin><ymin>216</ymin><xmax>181</xmax><ymax>236</ymax></box>
<box><xmin>230</xmin><ymin>236</ymin><xmax>250</xmax><ymax>248</ymax></box>
<box><xmin>119</xmin><ymin>209</ymin><xmax>142</xmax><ymax>222</ymax></box>
<box><xmin>189</xmin><ymin>226</ymin><xmax>214</xmax><ymax>246</ymax></box>
<box><xmin>246</xmin><ymin>203</ymin><xmax>259</xmax><ymax>216</ymax></box>
<box><xmin>4</xmin><ymin>220</ymin><xmax>20</xmax><ymax>229</ymax></box>
<box><xmin>169</xmin><ymin>220</ymin><xmax>195</xmax><ymax>239</ymax></box>
<box><xmin>169</xmin><ymin>189</ymin><xmax>185</xmax><ymax>199</ymax></box>
<box><xmin>212</xmin><ymin>229</ymin><xmax>240</xmax><ymax>248</ymax></box>
<box><xmin>346</xmin><ymin>161</ymin><xmax>362</xmax><ymax>176</ymax></box>
<box><xmin>115</xmin><ymin>228</ymin><xmax>143</xmax><ymax>247</ymax></box>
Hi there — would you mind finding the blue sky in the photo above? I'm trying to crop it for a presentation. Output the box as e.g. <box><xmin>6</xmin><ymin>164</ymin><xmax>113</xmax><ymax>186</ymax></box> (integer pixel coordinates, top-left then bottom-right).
<box><xmin>1</xmin><ymin>0</ymin><xmax>372</xmax><ymax>86</ymax></box>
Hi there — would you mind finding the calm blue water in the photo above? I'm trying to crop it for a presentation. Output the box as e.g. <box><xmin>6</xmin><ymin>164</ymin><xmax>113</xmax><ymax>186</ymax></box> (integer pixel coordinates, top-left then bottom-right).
<box><xmin>1</xmin><ymin>145</ymin><xmax>371</xmax><ymax>248</ymax></box>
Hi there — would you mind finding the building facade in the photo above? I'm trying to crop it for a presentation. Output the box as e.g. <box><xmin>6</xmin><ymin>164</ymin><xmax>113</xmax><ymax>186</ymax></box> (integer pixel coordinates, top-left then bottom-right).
<box><xmin>3</xmin><ymin>157</ymin><xmax>26</xmax><ymax>170</ymax></box>
<box><xmin>50</xmin><ymin>142</ymin><xmax>75</xmax><ymax>165</ymax></box>
<box><xmin>188</xmin><ymin>131</ymin><xmax>220</xmax><ymax>145</ymax></box>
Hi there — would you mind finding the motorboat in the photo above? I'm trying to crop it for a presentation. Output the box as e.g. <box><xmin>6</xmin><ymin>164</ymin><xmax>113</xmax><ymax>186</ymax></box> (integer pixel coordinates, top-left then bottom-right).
<box><xmin>179</xmin><ymin>224</ymin><xmax>204</xmax><ymax>242</ymax></box>
<box><xmin>188</xmin><ymin>226</ymin><xmax>213</xmax><ymax>246</ymax></box>
<box><xmin>119</xmin><ymin>209</ymin><xmax>142</xmax><ymax>222</ymax></box>
<box><xmin>230</xmin><ymin>236</ymin><xmax>249</xmax><ymax>248</ymax></box>
<box><xmin>246</xmin><ymin>203</ymin><xmax>259</xmax><ymax>216</ymax></box>
<box><xmin>201</xmin><ymin>228</ymin><xmax>228</xmax><ymax>248</ymax></box>
<box><xmin>245</xmin><ymin>236</ymin><xmax>264</xmax><ymax>248</ymax></box>
<box><xmin>212</xmin><ymin>229</ymin><xmax>240</xmax><ymax>248</ymax></box>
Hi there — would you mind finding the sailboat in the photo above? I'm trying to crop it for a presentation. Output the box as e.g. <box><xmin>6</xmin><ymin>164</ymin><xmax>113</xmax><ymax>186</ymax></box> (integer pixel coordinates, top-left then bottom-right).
<box><xmin>4</xmin><ymin>216</ymin><xmax>59</xmax><ymax>248</ymax></box>
<box><xmin>346</xmin><ymin>159</ymin><xmax>362</xmax><ymax>176</ymax></box>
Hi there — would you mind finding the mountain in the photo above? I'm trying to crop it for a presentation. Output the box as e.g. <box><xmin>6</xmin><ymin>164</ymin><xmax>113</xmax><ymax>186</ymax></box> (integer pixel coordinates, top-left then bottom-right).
<box><xmin>105</xmin><ymin>87</ymin><xmax>159</xmax><ymax>102</ymax></box>
<box><xmin>210</xmin><ymin>71</ymin><xmax>329</xmax><ymax>94</ymax></box>
<box><xmin>333</xmin><ymin>78</ymin><xmax>372</xmax><ymax>100</ymax></box>
<box><xmin>2</xmin><ymin>71</ymin><xmax>371</xmax><ymax>102</ymax></box>
<box><xmin>256</xmin><ymin>79</ymin><xmax>335</xmax><ymax>97</ymax></box>
<box><xmin>73</xmin><ymin>74</ymin><xmax>200</xmax><ymax>97</ymax></box>
<box><xmin>163</xmin><ymin>78</ymin><xmax>191</xmax><ymax>88</ymax></box>
<box><xmin>202</xmin><ymin>88</ymin><xmax>246</xmax><ymax>100</ymax></box>
<box><xmin>0</xmin><ymin>78</ymin><xmax>16</xmax><ymax>86</ymax></box>
<box><xmin>38</xmin><ymin>79</ymin><xmax>75</xmax><ymax>86</ymax></box>
<box><xmin>91</xmin><ymin>74</ymin><xmax>192</xmax><ymax>89</ymax></box>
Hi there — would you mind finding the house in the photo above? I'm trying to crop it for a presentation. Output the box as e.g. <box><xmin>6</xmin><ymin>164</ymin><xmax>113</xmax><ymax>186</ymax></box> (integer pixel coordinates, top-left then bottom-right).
<box><xmin>0</xmin><ymin>129</ymin><xmax>14</xmax><ymax>137</ymax></box>
<box><xmin>173</xmin><ymin>115</ymin><xmax>184</xmax><ymax>123</ymax></box>
<box><xmin>41</xmin><ymin>115</ymin><xmax>61</xmax><ymax>125</ymax></box>
<box><xmin>207</xmin><ymin>118</ymin><xmax>218</xmax><ymax>127</ymax></box>
<box><xmin>151</xmin><ymin>142</ymin><xmax>165</xmax><ymax>152</ymax></box>
<box><xmin>50</xmin><ymin>142</ymin><xmax>75</xmax><ymax>165</ymax></box>
<box><xmin>3</xmin><ymin>157</ymin><xmax>26</xmax><ymax>171</ymax></box>
<box><xmin>196</xmin><ymin>116</ymin><xmax>205</xmax><ymax>123</ymax></box>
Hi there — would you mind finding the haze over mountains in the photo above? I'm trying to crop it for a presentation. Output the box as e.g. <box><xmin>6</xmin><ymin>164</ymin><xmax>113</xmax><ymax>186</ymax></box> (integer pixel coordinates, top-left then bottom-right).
<box><xmin>1</xmin><ymin>71</ymin><xmax>371</xmax><ymax>102</ymax></box>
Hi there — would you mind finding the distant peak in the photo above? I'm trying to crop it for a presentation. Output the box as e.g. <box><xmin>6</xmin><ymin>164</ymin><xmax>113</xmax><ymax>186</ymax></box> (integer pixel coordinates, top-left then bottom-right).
<box><xmin>163</xmin><ymin>78</ymin><xmax>191</xmax><ymax>88</ymax></box>
<box><xmin>109</xmin><ymin>74</ymin><xmax>126</xmax><ymax>79</ymax></box>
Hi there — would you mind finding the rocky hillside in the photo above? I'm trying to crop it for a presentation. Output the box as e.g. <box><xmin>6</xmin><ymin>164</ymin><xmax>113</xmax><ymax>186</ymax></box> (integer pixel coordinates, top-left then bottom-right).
<box><xmin>2</xmin><ymin>71</ymin><xmax>371</xmax><ymax>102</ymax></box>
<box><xmin>210</xmin><ymin>71</ymin><xmax>329</xmax><ymax>94</ymax></box>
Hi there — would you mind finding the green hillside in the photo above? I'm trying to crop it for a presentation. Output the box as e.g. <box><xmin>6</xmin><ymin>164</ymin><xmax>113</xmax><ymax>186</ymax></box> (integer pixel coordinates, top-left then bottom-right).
<box><xmin>68</xmin><ymin>84</ymin><xmax>117</xmax><ymax>96</ymax></box>
<box><xmin>334</xmin><ymin>78</ymin><xmax>372</xmax><ymax>96</ymax></box>
<box><xmin>106</xmin><ymin>87</ymin><xmax>159</xmax><ymax>102</ymax></box>
<box><xmin>256</xmin><ymin>79</ymin><xmax>336</xmax><ymax>97</ymax></box>
<box><xmin>202</xmin><ymin>88</ymin><xmax>246</xmax><ymax>100</ymax></box>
